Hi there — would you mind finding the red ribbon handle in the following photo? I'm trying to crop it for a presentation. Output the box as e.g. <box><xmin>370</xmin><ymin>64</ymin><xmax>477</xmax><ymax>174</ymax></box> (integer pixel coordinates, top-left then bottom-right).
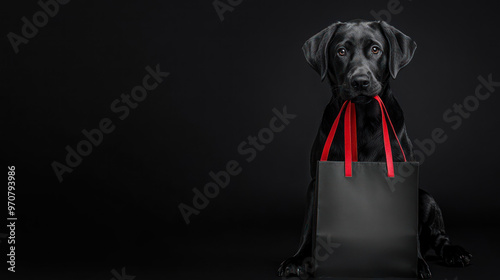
<box><xmin>320</xmin><ymin>101</ymin><xmax>349</xmax><ymax>162</ymax></box>
<box><xmin>320</xmin><ymin>96</ymin><xmax>406</xmax><ymax>178</ymax></box>
<box><xmin>344</xmin><ymin>102</ymin><xmax>353</xmax><ymax>177</ymax></box>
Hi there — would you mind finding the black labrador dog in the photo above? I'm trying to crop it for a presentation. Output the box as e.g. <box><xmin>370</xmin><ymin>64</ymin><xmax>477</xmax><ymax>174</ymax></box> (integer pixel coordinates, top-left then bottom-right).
<box><xmin>278</xmin><ymin>20</ymin><xmax>472</xmax><ymax>279</ymax></box>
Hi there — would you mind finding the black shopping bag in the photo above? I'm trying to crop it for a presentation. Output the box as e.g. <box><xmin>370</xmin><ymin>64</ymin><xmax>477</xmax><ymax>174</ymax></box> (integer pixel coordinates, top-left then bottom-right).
<box><xmin>313</xmin><ymin>96</ymin><xmax>418</xmax><ymax>279</ymax></box>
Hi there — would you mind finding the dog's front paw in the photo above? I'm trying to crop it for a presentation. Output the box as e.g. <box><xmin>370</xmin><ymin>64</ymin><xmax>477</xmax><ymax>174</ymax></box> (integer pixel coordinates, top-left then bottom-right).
<box><xmin>418</xmin><ymin>257</ymin><xmax>432</xmax><ymax>279</ymax></box>
<box><xmin>442</xmin><ymin>245</ymin><xmax>472</xmax><ymax>267</ymax></box>
<box><xmin>277</xmin><ymin>255</ymin><xmax>310</xmax><ymax>278</ymax></box>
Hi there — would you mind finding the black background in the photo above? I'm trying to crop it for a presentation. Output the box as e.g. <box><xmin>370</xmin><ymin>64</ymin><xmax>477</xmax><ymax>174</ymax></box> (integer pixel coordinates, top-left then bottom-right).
<box><xmin>2</xmin><ymin>0</ymin><xmax>500</xmax><ymax>279</ymax></box>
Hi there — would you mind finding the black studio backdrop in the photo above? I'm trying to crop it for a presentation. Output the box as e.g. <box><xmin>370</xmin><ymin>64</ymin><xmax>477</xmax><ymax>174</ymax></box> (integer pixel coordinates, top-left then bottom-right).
<box><xmin>2</xmin><ymin>0</ymin><xmax>500</xmax><ymax>279</ymax></box>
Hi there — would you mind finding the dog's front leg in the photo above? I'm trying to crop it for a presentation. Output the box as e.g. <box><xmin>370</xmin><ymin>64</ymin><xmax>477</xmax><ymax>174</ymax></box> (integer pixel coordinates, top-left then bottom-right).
<box><xmin>417</xmin><ymin>235</ymin><xmax>432</xmax><ymax>279</ymax></box>
<box><xmin>277</xmin><ymin>179</ymin><xmax>316</xmax><ymax>277</ymax></box>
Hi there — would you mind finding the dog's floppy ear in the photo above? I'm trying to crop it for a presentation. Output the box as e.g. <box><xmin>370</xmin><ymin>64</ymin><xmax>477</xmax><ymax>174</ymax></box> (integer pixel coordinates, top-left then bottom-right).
<box><xmin>379</xmin><ymin>21</ymin><xmax>417</xmax><ymax>79</ymax></box>
<box><xmin>302</xmin><ymin>22</ymin><xmax>341</xmax><ymax>81</ymax></box>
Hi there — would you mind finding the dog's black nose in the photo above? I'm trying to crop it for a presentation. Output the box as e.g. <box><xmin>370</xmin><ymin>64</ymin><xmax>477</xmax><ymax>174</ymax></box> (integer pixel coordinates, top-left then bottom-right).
<box><xmin>351</xmin><ymin>76</ymin><xmax>370</xmax><ymax>90</ymax></box>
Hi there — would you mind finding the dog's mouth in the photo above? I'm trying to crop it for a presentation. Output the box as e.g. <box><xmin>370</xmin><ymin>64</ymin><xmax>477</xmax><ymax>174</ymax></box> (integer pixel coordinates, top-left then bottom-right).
<box><xmin>350</xmin><ymin>95</ymin><xmax>374</xmax><ymax>104</ymax></box>
<box><xmin>341</xmin><ymin>81</ymin><xmax>382</xmax><ymax>104</ymax></box>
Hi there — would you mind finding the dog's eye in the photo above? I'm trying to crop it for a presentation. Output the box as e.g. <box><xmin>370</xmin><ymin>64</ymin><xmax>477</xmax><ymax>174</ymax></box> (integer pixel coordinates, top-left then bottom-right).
<box><xmin>337</xmin><ymin>48</ymin><xmax>346</xmax><ymax>56</ymax></box>
<box><xmin>371</xmin><ymin>46</ymin><xmax>380</xmax><ymax>54</ymax></box>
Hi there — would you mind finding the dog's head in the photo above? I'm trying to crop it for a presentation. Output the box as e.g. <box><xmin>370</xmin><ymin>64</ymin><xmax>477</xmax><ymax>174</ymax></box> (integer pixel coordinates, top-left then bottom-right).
<box><xmin>303</xmin><ymin>20</ymin><xmax>416</xmax><ymax>104</ymax></box>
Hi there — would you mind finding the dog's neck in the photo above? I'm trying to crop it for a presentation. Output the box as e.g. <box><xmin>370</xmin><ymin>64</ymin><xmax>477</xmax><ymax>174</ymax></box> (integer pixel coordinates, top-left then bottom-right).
<box><xmin>324</xmin><ymin>82</ymin><xmax>408</xmax><ymax>160</ymax></box>
<box><xmin>327</xmin><ymin>84</ymin><xmax>398</xmax><ymax>131</ymax></box>
<box><xmin>310</xmin><ymin>82</ymin><xmax>412</xmax><ymax>177</ymax></box>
